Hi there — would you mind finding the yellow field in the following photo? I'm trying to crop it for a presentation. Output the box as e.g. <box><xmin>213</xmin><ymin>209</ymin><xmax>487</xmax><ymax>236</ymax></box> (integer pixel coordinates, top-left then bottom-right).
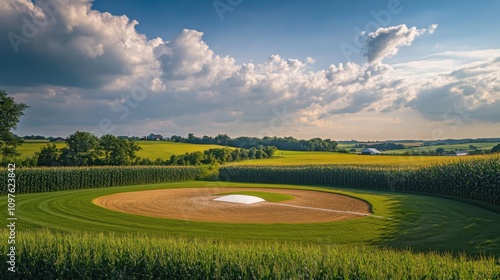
<box><xmin>17</xmin><ymin>141</ymin><xmax>496</xmax><ymax>166</ymax></box>
<box><xmin>226</xmin><ymin>150</ymin><xmax>493</xmax><ymax>167</ymax></box>
<box><xmin>17</xmin><ymin>141</ymin><xmax>230</xmax><ymax>160</ymax></box>
<box><xmin>17</xmin><ymin>141</ymin><xmax>66</xmax><ymax>158</ymax></box>
<box><xmin>135</xmin><ymin>141</ymin><xmax>232</xmax><ymax>159</ymax></box>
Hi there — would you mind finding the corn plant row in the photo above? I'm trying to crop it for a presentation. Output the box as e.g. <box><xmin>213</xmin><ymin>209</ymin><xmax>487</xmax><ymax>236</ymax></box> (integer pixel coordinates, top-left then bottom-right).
<box><xmin>0</xmin><ymin>166</ymin><xmax>202</xmax><ymax>194</ymax></box>
<box><xmin>220</xmin><ymin>156</ymin><xmax>500</xmax><ymax>206</ymax></box>
<box><xmin>1</xmin><ymin>230</ymin><xmax>498</xmax><ymax>279</ymax></box>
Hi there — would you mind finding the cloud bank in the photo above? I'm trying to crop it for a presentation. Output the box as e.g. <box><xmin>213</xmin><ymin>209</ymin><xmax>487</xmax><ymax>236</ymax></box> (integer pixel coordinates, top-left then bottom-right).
<box><xmin>0</xmin><ymin>0</ymin><xmax>498</xmax><ymax>139</ymax></box>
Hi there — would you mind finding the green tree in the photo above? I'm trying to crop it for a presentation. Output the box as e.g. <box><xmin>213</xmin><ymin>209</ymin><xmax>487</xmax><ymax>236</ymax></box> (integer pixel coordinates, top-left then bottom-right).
<box><xmin>100</xmin><ymin>134</ymin><xmax>118</xmax><ymax>164</ymax></box>
<box><xmin>100</xmin><ymin>134</ymin><xmax>141</xmax><ymax>165</ymax></box>
<box><xmin>436</xmin><ymin>147</ymin><xmax>445</xmax><ymax>155</ymax></box>
<box><xmin>36</xmin><ymin>143</ymin><xmax>60</xmax><ymax>166</ymax></box>
<box><xmin>0</xmin><ymin>90</ymin><xmax>29</xmax><ymax>161</ymax></box>
<box><xmin>124</xmin><ymin>140</ymin><xmax>141</xmax><ymax>163</ymax></box>
<box><xmin>491</xmin><ymin>144</ymin><xmax>500</xmax><ymax>153</ymax></box>
<box><xmin>60</xmin><ymin>131</ymin><xmax>101</xmax><ymax>166</ymax></box>
<box><xmin>185</xmin><ymin>151</ymin><xmax>203</xmax><ymax>165</ymax></box>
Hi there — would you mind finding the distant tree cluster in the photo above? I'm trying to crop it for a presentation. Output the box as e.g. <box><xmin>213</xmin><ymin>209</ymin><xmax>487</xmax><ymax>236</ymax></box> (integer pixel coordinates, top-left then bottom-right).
<box><xmin>36</xmin><ymin>131</ymin><xmax>141</xmax><ymax>167</ymax></box>
<box><xmin>365</xmin><ymin>143</ymin><xmax>405</xmax><ymax>151</ymax></box>
<box><xmin>169</xmin><ymin>133</ymin><xmax>338</xmax><ymax>151</ymax></box>
<box><xmin>33</xmin><ymin>131</ymin><xmax>277</xmax><ymax>167</ymax></box>
<box><xmin>165</xmin><ymin>146</ymin><xmax>276</xmax><ymax>166</ymax></box>
<box><xmin>491</xmin><ymin>144</ymin><xmax>500</xmax><ymax>154</ymax></box>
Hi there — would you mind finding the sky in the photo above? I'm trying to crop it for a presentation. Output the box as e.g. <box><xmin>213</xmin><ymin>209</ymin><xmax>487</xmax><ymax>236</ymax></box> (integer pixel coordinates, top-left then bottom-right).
<box><xmin>1</xmin><ymin>0</ymin><xmax>499</xmax><ymax>140</ymax></box>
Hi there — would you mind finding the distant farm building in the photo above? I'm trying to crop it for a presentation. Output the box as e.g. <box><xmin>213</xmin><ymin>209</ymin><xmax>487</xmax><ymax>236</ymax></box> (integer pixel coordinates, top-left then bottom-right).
<box><xmin>51</xmin><ymin>137</ymin><xmax>65</xmax><ymax>142</ymax></box>
<box><xmin>361</xmin><ymin>148</ymin><xmax>381</xmax><ymax>155</ymax></box>
<box><xmin>444</xmin><ymin>151</ymin><xmax>468</xmax><ymax>156</ymax></box>
<box><xmin>147</xmin><ymin>133</ymin><xmax>164</xmax><ymax>141</ymax></box>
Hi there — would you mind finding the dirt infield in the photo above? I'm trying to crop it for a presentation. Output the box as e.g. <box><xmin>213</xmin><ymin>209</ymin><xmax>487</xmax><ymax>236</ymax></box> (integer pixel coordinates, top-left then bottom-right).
<box><xmin>93</xmin><ymin>188</ymin><xmax>372</xmax><ymax>224</ymax></box>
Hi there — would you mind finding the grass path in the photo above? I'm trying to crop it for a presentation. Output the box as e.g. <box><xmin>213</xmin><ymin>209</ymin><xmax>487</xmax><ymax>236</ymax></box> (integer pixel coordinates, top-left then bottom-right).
<box><xmin>1</xmin><ymin>181</ymin><xmax>499</xmax><ymax>255</ymax></box>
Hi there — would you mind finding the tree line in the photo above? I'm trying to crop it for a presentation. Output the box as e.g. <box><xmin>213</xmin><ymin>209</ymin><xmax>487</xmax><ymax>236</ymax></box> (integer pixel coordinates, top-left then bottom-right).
<box><xmin>161</xmin><ymin>146</ymin><xmax>276</xmax><ymax>166</ymax></box>
<box><xmin>170</xmin><ymin>133</ymin><xmax>338</xmax><ymax>151</ymax></box>
<box><xmin>36</xmin><ymin>131</ymin><xmax>141</xmax><ymax>166</ymax></box>
<box><xmin>33</xmin><ymin>131</ymin><xmax>277</xmax><ymax>167</ymax></box>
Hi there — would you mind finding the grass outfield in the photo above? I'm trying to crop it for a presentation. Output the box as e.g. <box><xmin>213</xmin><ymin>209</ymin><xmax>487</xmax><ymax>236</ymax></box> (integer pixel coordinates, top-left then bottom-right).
<box><xmin>2</xmin><ymin>181</ymin><xmax>499</xmax><ymax>255</ymax></box>
<box><xmin>228</xmin><ymin>150</ymin><xmax>493</xmax><ymax>167</ymax></box>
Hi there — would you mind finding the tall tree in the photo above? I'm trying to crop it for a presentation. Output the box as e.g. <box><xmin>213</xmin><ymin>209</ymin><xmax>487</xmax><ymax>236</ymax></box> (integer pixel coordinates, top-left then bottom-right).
<box><xmin>36</xmin><ymin>143</ymin><xmax>61</xmax><ymax>166</ymax></box>
<box><xmin>491</xmin><ymin>144</ymin><xmax>500</xmax><ymax>153</ymax></box>
<box><xmin>100</xmin><ymin>134</ymin><xmax>141</xmax><ymax>165</ymax></box>
<box><xmin>100</xmin><ymin>134</ymin><xmax>119</xmax><ymax>164</ymax></box>
<box><xmin>0</xmin><ymin>90</ymin><xmax>29</xmax><ymax>161</ymax></box>
<box><xmin>60</xmin><ymin>131</ymin><xmax>101</xmax><ymax>166</ymax></box>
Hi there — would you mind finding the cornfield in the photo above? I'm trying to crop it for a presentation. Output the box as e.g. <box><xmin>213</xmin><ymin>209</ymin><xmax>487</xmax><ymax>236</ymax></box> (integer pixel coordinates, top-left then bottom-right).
<box><xmin>1</xmin><ymin>230</ymin><xmax>498</xmax><ymax>279</ymax></box>
<box><xmin>220</xmin><ymin>156</ymin><xmax>500</xmax><ymax>206</ymax></box>
<box><xmin>0</xmin><ymin>166</ymin><xmax>202</xmax><ymax>194</ymax></box>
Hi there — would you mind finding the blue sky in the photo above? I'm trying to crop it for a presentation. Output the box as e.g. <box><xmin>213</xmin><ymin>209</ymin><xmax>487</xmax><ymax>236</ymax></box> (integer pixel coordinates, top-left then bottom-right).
<box><xmin>91</xmin><ymin>0</ymin><xmax>500</xmax><ymax>66</ymax></box>
<box><xmin>1</xmin><ymin>0</ymin><xmax>499</xmax><ymax>140</ymax></box>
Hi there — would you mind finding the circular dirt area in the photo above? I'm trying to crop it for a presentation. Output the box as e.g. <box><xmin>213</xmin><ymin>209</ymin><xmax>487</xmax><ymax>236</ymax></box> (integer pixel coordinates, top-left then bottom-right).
<box><xmin>93</xmin><ymin>188</ymin><xmax>372</xmax><ymax>224</ymax></box>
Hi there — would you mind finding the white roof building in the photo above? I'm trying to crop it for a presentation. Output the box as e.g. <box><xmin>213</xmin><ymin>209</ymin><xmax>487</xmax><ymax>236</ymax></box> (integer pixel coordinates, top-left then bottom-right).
<box><xmin>444</xmin><ymin>151</ymin><xmax>468</xmax><ymax>156</ymax></box>
<box><xmin>361</xmin><ymin>148</ymin><xmax>381</xmax><ymax>155</ymax></box>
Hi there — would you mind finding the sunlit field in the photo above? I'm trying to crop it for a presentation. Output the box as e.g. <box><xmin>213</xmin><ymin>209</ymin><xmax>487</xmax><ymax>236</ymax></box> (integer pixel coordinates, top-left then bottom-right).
<box><xmin>337</xmin><ymin>142</ymin><xmax>498</xmax><ymax>154</ymax></box>
<box><xmin>17</xmin><ymin>141</ymin><xmax>229</xmax><ymax>160</ymax></box>
<box><xmin>227</xmin><ymin>150</ymin><xmax>497</xmax><ymax>167</ymax></box>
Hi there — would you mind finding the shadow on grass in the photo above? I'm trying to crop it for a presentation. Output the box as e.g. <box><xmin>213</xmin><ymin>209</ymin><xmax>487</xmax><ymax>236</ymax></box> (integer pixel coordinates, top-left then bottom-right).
<box><xmin>373</xmin><ymin>192</ymin><xmax>500</xmax><ymax>257</ymax></box>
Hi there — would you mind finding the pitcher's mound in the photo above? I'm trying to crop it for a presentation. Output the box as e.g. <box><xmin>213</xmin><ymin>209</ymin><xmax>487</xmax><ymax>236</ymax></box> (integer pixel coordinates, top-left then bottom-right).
<box><xmin>94</xmin><ymin>187</ymin><xmax>371</xmax><ymax>224</ymax></box>
<box><xmin>214</xmin><ymin>195</ymin><xmax>265</xmax><ymax>204</ymax></box>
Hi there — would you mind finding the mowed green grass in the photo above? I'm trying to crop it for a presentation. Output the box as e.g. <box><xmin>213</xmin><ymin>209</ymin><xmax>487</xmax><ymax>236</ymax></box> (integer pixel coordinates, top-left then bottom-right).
<box><xmin>2</xmin><ymin>181</ymin><xmax>499</xmax><ymax>255</ymax></box>
<box><xmin>16</xmin><ymin>141</ymin><xmax>229</xmax><ymax>160</ymax></box>
<box><xmin>215</xmin><ymin>190</ymin><xmax>294</xmax><ymax>202</ymax></box>
<box><xmin>228</xmin><ymin>150</ymin><xmax>483</xmax><ymax>167</ymax></box>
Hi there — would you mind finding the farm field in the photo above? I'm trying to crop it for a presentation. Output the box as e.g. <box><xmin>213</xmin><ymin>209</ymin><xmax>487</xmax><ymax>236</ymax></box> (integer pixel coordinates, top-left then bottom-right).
<box><xmin>3</xmin><ymin>230</ymin><xmax>499</xmax><ymax>279</ymax></box>
<box><xmin>16</xmin><ymin>141</ymin><xmax>66</xmax><ymax>159</ymax></box>
<box><xmin>227</xmin><ymin>150</ymin><xmax>489</xmax><ymax>167</ymax></box>
<box><xmin>16</xmin><ymin>140</ymin><xmax>229</xmax><ymax>160</ymax></box>
<box><xmin>7</xmin><ymin>142</ymin><xmax>500</xmax><ymax>278</ymax></box>
<box><xmin>338</xmin><ymin>141</ymin><xmax>499</xmax><ymax>154</ymax></box>
<box><xmin>2</xmin><ymin>156</ymin><xmax>499</xmax><ymax>278</ymax></box>
<box><xmin>17</xmin><ymin>141</ymin><xmax>498</xmax><ymax>166</ymax></box>
<box><xmin>384</xmin><ymin>142</ymin><xmax>499</xmax><ymax>154</ymax></box>
<box><xmin>135</xmin><ymin>141</ymin><xmax>232</xmax><ymax>159</ymax></box>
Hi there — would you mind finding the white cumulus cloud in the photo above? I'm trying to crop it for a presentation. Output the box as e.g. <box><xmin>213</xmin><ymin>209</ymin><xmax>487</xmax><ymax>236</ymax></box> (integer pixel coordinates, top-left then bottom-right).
<box><xmin>364</xmin><ymin>24</ymin><xmax>438</xmax><ymax>63</ymax></box>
